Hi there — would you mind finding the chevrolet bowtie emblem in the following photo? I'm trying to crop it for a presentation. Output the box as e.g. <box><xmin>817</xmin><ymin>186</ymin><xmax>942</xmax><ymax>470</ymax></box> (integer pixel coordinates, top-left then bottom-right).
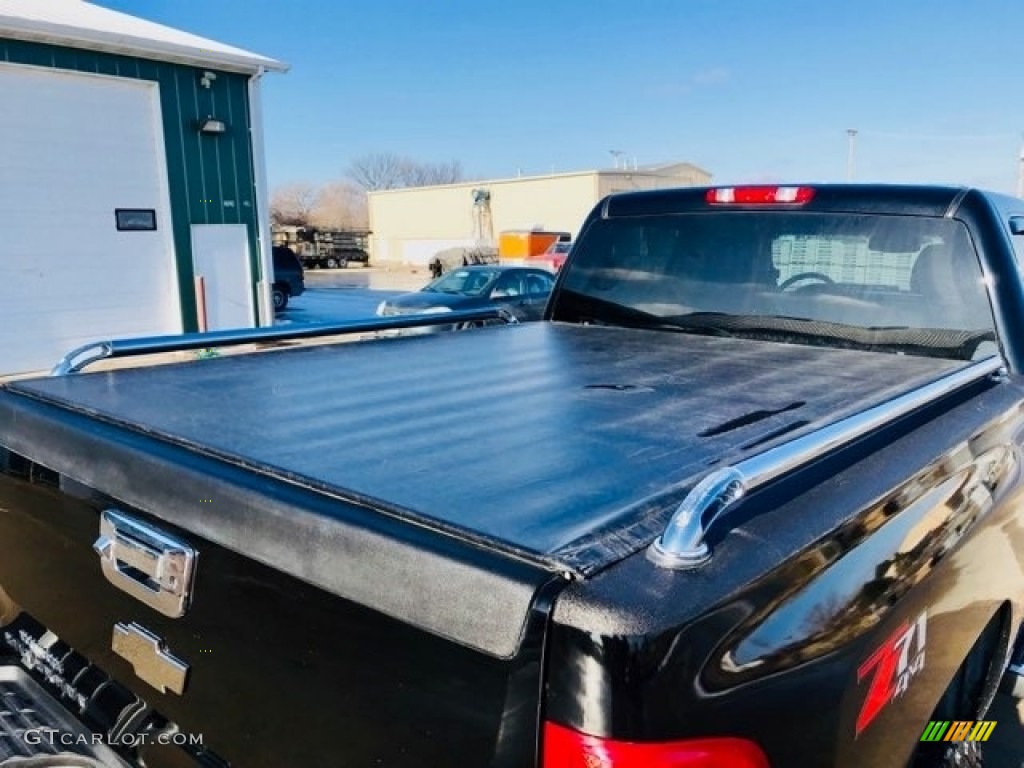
<box><xmin>112</xmin><ymin>622</ymin><xmax>189</xmax><ymax>695</ymax></box>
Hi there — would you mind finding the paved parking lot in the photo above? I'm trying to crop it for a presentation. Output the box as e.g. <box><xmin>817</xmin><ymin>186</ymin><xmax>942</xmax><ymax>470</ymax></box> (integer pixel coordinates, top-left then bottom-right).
<box><xmin>275</xmin><ymin>265</ymin><xmax>431</xmax><ymax>325</ymax></box>
<box><xmin>988</xmin><ymin>693</ymin><xmax>1024</xmax><ymax>766</ymax></box>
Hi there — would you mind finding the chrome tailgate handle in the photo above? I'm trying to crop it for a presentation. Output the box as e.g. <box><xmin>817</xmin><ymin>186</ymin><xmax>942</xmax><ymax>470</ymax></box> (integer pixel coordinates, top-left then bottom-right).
<box><xmin>93</xmin><ymin>510</ymin><xmax>197</xmax><ymax>618</ymax></box>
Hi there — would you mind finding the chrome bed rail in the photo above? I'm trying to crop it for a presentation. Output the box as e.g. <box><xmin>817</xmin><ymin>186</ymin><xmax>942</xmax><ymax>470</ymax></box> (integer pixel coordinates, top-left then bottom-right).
<box><xmin>50</xmin><ymin>308</ymin><xmax>518</xmax><ymax>376</ymax></box>
<box><xmin>649</xmin><ymin>356</ymin><xmax>1008</xmax><ymax>570</ymax></box>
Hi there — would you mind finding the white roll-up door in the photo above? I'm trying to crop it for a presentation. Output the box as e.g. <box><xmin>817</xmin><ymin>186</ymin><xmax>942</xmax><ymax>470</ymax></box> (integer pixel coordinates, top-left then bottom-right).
<box><xmin>0</xmin><ymin>63</ymin><xmax>179</xmax><ymax>375</ymax></box>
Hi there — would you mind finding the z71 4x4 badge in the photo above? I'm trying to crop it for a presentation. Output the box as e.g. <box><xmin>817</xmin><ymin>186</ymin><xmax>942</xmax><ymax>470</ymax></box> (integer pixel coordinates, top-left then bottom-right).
<box><xmin>856</xmin><ymin>612</ymin><xmax>927</xmax><ymax>736</ymax></box>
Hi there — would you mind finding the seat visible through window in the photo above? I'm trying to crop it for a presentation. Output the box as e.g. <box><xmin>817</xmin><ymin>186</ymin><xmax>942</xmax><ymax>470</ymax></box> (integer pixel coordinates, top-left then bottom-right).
<box><xmin>910</xmin><ymin>241</ymin><xmax>991</xmax><ymax>329</ymax></box>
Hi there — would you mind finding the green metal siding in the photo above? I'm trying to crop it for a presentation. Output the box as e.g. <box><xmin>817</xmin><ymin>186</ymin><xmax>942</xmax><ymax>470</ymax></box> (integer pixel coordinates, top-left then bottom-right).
<box><xmin>0</xmin><ymin>38</ymin><xmax>263</xmax><ymax>332</ymax></box>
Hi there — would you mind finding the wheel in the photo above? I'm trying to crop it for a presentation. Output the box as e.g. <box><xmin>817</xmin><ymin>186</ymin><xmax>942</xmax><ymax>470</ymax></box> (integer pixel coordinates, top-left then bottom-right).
<box><xmin>272</xmin><ymin>287</ymin><xmax>288</xmax><ymax>311</ymax></box>
<box><xmin>779</xmin><ymin>272</ymin><xmax>836</xmax><ymax>291</ymax></box>
<box><xmin>326</xmin><ymin>257</ymin><xmax>339</xmax><ymax>269</ymax></box>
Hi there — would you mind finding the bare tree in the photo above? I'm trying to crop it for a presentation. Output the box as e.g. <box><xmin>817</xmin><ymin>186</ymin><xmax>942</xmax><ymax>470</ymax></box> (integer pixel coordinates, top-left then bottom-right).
<box><xmin>270</xmin><ymin>182</ymin><xmax>319</xmax><ymax>226</ymax></box>
<box><xmin>347</xmin><ymin>153</ymin><xmax>465</xmax><ymax>191</ymax></box>
<box><xmin>309</xmin><ymin>182</ymin><xmax>369</xmax><ymax>229</ymax></box>
<box><xmin>346</xmin><ymin>153</ymin><xmax>414</xmax><ymax>191</ymax></box>
<box><xmin>403</xmin><ymin>159</ymin><xmax>464</xmax><ymax>187</ymax></box>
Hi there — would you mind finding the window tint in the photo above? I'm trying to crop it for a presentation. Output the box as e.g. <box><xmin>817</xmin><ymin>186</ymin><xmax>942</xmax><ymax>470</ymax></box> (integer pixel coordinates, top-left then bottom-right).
<box><xmin>492</xmin><ymin>273</ymin><xmax>525</xmax><ymax>297</ymax></box>
<box><xmin>554</xmin><ymin>212</ymin><xmax>996</xmax><ymax>360</ymax></box>
<box><xmin>772</xmin><ymin>235</ymin><xmax>919</xmax><ymax>290</ymax></box>
<box><xmin>526</xmin><ymin>273</ymin><xmax>554</xmax><ymax>295</ymax></box>
<box><xmin>427</xmin><ymin>269</ymin><xmax>498</xmax><ymax>295</ymax></box>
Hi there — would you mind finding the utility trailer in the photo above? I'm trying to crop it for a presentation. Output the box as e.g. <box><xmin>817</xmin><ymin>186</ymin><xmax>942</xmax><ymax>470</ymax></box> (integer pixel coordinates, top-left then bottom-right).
<box><xmin>271</xmin><ymin>226</ymin><xmax>371</xmax><ymax>269</ymax></box>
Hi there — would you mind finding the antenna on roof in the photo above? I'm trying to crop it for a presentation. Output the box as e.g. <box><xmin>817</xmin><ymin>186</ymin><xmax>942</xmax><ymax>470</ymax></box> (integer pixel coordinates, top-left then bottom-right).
<box><xmin>846</xmin><ymin>129</ymin><xmax>858</xmax><ymax>181</ymax></box>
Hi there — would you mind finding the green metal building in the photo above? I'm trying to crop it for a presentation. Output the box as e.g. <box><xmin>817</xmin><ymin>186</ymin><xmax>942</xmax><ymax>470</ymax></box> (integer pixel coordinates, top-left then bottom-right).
<box><xmin>0</xmin><ymin>0</ymin><xmax>287</xmax><ymax>375</ymax></box>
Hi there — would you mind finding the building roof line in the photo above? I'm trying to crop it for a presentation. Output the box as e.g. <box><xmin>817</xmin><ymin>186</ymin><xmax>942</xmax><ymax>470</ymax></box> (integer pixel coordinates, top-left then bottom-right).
<box><xmin>367</xmin><ymin>164</ymin><xmax>711</xmax><ymax>197</ymax></box>
<box><xmin>0</xmin><ymin>0</ymin><xmax>287</xmax><ymax>74</ymax></box>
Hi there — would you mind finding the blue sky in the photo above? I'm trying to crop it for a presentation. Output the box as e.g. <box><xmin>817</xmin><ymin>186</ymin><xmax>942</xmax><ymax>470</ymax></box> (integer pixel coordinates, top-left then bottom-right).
<box><xmin>104</xmin><ymin>0</ymin><xmax>1021</xmax><ymax>192</ymax></box>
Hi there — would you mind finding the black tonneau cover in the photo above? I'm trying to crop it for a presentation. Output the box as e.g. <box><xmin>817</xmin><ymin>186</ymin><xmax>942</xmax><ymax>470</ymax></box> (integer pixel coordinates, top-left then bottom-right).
<box><xmin>3</xmin><ymin>323</ymin><xmax>958</xmax><ymax>569</ymax></box>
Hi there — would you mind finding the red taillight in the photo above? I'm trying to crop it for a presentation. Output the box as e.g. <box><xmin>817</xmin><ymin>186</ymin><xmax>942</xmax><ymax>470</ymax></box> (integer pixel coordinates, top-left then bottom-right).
<box><xmin>705</xmin><ymin>186</ymin><xmax>814</xmax><ymax>205</ymax></box>
<box><xmin>542</xmin><ymin>722</ymin><xmax>770</xmax><ymax>768</ymax></box>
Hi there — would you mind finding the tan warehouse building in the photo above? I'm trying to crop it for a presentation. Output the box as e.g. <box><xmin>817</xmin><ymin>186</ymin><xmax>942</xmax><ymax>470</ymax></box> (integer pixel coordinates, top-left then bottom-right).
<box><xmin>368</xmin><ymin>162</ymin><xmax>711</xmax><ymax>266</ymax></box>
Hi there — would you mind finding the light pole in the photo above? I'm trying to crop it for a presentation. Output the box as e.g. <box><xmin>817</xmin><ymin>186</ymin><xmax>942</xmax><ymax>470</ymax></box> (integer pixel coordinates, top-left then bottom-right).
<box><xmin>609</xmin><ymin>150</ymin><xmax>625</xmax><ymax>169</ymax></box>
<box><xmin>846</xmin><ymin>129</ymin><xmax>858</xmax><ymax>181</ymax></box>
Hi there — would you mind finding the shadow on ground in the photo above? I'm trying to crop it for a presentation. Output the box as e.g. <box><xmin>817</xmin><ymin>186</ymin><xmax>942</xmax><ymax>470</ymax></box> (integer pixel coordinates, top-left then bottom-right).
<box><xmin>986</xmin><ymin>693</ymin><xmax>1023</xmax><ymax>767</ymax></box>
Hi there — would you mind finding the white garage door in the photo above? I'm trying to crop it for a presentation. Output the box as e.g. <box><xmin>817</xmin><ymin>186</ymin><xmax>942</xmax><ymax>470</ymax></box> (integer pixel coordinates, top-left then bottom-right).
<box><xmin>0</xmin><ymin>64</ymin><xmax>180</xmax><ymax>376</ymax></box>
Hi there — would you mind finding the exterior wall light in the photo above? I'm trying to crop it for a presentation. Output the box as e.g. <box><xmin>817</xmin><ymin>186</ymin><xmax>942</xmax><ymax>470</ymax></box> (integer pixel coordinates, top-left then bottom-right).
<box><xmin>199</xmin><ymin>118</ymin><xmax>227</xmax><ymax>135</ymax></box>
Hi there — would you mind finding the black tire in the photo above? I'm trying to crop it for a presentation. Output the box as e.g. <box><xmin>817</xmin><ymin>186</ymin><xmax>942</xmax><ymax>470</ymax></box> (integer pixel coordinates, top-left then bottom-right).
<box><xmin>326</xmin><ymin>257</ymin><xmax>339</xmax><ymax>269</ymax></box>
<box><xmin>272</xmin><ymin>287</ymin><xmax>288</xmax><ymax>311</ymax></box>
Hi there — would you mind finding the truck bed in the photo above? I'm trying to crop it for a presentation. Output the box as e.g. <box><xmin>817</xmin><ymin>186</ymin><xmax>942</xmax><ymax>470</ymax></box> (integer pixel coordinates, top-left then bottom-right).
<box><xmin>1</xmin><ymin>323</ymin><xmax>960</xmax><ymax>572</ymax></box>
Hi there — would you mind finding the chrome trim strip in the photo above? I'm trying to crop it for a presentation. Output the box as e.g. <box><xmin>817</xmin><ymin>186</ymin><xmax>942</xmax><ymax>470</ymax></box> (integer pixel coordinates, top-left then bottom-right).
<box><xmin>50</xmin><ymin>307</ymin><xmax>518</xmax><ymax>375</ymax></box>
<box><xmin>648</xmin><ymin>467</ymin><xmax>745</xmax><ymax>568</ymax></box>
<box><xmin>649</xmin><ymin>356</ymin><xmax>1006</xmax><ymax>569</ymax></box>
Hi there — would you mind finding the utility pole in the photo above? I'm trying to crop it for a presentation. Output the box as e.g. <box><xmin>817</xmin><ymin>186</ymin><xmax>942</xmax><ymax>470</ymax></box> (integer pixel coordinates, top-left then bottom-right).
<box><xmin>846</xmin><ymin>129</ymin><xmax>858</xmax><ymax>181</ymax></box>
<box><xmin>609</xmin><ymin>149</ymin><xmax>625</xmax><ymax>169</ymax></box>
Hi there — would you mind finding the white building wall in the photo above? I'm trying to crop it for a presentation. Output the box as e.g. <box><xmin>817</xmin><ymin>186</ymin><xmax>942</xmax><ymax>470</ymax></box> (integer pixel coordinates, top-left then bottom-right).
<box><xmin>368</xmin><ymin>165</ymin><xmax>712</xmax><ymax>266</ymax></box>
<box><xmin>369</xmin><ymin>174</ymin><xmax>598</xmax><ymax>266</ymax></box>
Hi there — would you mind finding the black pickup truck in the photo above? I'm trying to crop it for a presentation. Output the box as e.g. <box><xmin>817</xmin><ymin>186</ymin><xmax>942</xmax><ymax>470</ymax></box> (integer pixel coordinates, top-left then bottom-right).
<box><xmin>1</xmin><ymin>184</ymin><xmax>1024</xmax><ymax>768</ymax></box>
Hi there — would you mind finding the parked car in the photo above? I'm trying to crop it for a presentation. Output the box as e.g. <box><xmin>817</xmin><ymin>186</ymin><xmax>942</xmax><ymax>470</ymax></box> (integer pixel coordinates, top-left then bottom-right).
<box><xmin>271</xmin><ymin>245</ymin><xmax>304</xmax><ymax>311</ymax></box>
<box><xmin>376</xmin><ymin>265</ymin><xmax>555</xmax><ymax>323</ymax></box>
<box><xmin>525</xmin><ymin>239</ymin><xmax>572</xmax><ymax>272</ymax></box>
